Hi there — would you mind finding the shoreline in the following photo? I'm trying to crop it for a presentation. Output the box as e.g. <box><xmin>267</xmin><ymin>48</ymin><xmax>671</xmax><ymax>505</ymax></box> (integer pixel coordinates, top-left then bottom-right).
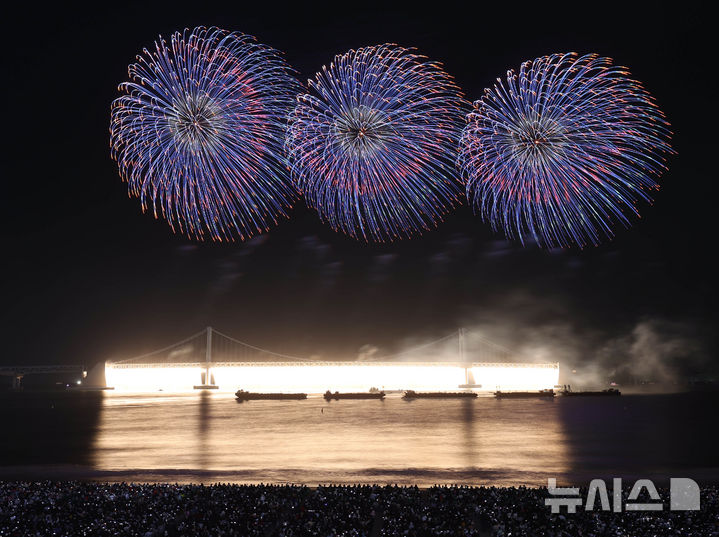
<box><xmin>3</xmin><ymin>465</ymin><xmax>719</xmax><ymax>487</ymax></box>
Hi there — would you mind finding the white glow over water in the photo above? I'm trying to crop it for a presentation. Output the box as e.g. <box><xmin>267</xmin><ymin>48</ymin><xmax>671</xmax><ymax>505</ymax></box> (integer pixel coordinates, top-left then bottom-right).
<box><xmin>105</xmin><ymin>363</ymin><xmax>559</xmax><ymax>393</ymax></box>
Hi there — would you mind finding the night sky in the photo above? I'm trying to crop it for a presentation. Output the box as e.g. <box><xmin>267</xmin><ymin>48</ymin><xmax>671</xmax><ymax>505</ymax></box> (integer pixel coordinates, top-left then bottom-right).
<box><xmin>2</xmin><ymin>2</ymin><xmax>715</xmax><ymax>380</ymax></box>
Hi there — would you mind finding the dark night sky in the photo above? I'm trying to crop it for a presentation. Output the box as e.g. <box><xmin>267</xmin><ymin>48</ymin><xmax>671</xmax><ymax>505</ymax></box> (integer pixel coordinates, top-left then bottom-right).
<box><xmin>1</xmin><ymin>2</ymin><xmax>715</xmax><ymax>378</ymax></box>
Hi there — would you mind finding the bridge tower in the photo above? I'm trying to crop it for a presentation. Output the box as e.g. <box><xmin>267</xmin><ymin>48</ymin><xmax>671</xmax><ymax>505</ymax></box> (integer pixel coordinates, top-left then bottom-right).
<box><xmin>205</xmin><ymin>326</ymin><xmax>212</xmax><ymax>384</ymax></box>
<box><xmin>193</xmin><ymin>326</ymin><xmax>218</xmax><ymax>390</ymax></box>
<box><xmin>458</xmin><ymin>327</ymin><xmax>481</xmax><ymax>389</ymax></box>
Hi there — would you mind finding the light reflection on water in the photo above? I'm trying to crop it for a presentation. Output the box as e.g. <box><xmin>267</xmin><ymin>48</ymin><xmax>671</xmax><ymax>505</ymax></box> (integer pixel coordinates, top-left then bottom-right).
<box><xmin>3</xmin><ymin>391</ymin><xmax>717</xmax><ymax>486</ymax></box>
<box><xmin>92</xmin><ymin>392</ymin><xmax>570</xmax><ymax>486</ymax></box>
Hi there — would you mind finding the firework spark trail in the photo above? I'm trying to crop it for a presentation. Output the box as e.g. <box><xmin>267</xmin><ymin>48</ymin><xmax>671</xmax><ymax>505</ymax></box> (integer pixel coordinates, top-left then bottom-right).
<box><xmin>110</xmin><ymin>26</ymin><xmax>300</xmax><ymax>241</ymax></box>
<box><xmin>458</xmin><ymin>52</ymin><xmax>673</xmax><ymax>248</ymax></box>
<box><xmin>286</xmin><ymin>45</ymin><xmax>468</xmax><ymax>242</ymax></box>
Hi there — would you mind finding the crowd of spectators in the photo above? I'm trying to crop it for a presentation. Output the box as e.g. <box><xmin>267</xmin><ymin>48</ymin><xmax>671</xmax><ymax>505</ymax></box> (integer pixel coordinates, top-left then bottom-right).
<box><xmin>1</xmin><ymin>481</ymin><xmax>716</xmax><ymax>536</ymax></box>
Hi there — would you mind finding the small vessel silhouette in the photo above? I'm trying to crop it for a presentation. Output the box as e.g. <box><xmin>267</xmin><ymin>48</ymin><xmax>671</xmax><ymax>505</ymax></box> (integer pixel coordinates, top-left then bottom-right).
<box><xmin>323</xmin><ymin>390</ymin><xmax>385</xmax><ymax>400</ymax></box>
<box><xmin>494</xmin><ymin>389</ymin><xmax>555</xmax><ymax>398</ymax></box>
<box><xmin>235</xmin><ymin>389</ymin><xmax>307</xmax><ymax>401</ymax></box>
<box><xmin>559</xmin><ymin>385</ymin><xmax>621</xmax><ymax>396</ymax></box>
<box><xmin>402</xmin><ymin>390</ymin><xmax>477</xmax><ymax>399</ymax></box>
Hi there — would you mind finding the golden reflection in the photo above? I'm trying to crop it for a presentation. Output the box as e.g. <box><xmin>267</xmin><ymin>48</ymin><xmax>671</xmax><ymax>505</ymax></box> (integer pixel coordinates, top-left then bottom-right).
<box><xmin>91</xmin><ymin>390</ymin><xmax>570</xmax><ymax>486</ymax></box>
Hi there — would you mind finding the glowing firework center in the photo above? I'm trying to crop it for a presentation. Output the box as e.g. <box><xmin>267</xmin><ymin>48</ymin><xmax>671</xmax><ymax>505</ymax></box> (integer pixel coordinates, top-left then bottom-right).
<box><xmin>286</xmin><ymin>44</ymin><xmax>465</xmax><ymax>242</ymax></box>
<box><xmin>458</xmin><ymin>52</ymin><xmax>672</xmax><ymax>248</ymax></box>
<box><xmin>110</xmin><ymin>26</ymin><xmax>299</xmax><ymax>242</ymax></box>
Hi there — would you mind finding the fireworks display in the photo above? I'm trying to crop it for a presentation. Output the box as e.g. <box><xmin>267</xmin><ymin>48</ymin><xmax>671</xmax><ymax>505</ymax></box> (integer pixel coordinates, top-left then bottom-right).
<box><xmin>286</xmin><ymin>45</ymin><xmax>467</xmax><ymax>242</ymax></box>
<box><xmin>110</xmin><ymin>27</ymin><xmax>299</xmax><ymax>241</ymax></box>
<box><xmin>458</xmin><ymin>53</ymin><xmax>673</xmax><ymax>248</ymax></box>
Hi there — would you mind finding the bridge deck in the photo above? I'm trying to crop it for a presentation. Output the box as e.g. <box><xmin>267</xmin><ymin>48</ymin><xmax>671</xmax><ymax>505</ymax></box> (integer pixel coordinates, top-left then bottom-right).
<box><xmin>107</xmin><ymin>361</ymin><xmax>559</xmax><ymax>369</ymax></box>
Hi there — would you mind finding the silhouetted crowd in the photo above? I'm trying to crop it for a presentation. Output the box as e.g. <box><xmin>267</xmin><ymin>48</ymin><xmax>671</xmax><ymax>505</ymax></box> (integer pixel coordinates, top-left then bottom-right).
<box><xmin>1</xmin><ymin>482</ymin><xmax>717</xmax><ymax>536</ymax></box>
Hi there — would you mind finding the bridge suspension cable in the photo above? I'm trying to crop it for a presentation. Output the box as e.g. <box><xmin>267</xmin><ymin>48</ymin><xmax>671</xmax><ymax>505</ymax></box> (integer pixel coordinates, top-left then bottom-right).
<box><xmin>113</xmin><ymin>326</ymin><xmax>517</xmax><ymax>365</ymax></box>
<box><xmin>464</xmin><ymin>327</ymin><xmax>515</xmax><ymax>355</ymax></box>
<box><xmin>372</xmin><ymin>331</ymin><xmax>460</xmax><ymax>361</ymax></box>
<box><xmin>211</xmin><ymin>329</ymin><xmax>325</xmax><ymax>363</ymax></box>
<box><xmin>114</xmin><ymin>329</ymin><xmax>208</xmax><ymax>364</ymax></box>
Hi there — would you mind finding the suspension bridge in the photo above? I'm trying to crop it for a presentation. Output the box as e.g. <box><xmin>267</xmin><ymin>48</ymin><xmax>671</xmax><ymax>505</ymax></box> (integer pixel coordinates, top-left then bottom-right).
<box><xmin>105</xmin><ymin>328</ymin><xmax>559</xmax><ymax>392</ymax></box>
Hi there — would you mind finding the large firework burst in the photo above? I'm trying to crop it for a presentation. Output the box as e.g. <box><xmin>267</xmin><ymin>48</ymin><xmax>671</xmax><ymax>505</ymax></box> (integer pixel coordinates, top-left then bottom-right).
<box><xmin>110</xmin><ymin>27</ymin><xmax>299</xmax><ymax>241</ymax></box>
<box><xmin>286</xmin><ymin>45</ymin><xmax>467</xmax><ymax>242</ymax></box>
<box><xmin>458</xmin><ymin>52</ymin><xmax>673</xmax><ymax>248</ymax></box>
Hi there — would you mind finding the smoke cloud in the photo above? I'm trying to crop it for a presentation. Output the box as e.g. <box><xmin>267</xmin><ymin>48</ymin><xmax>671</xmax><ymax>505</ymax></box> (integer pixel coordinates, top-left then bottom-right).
<box><xmin>353</xmin><ymin>286</ymin><xmax>712</xmax><ymax>391</ymax></box>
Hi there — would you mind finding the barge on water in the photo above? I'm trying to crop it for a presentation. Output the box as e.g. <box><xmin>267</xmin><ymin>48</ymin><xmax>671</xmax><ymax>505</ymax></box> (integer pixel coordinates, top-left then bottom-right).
<box><xmin>559</xmin><ymin>385</ymin><xmax>621</xmax><ymax>396</ymax></box>
<box><xmin>494</xmin><ymin>389</ymin><xmax>555</xmax><ymax>398</ymax></box>
<box><xmin>235</xmin><ymin>389</ymin><xmax>307</xmax><ymax>401</ymax></box>
<box><xmin>403</xmin><ymin>390</ymin><xmax>477</xmax><ymax>399</ymax></box>
<box><xmin>324</xmin><ymin>390</ymin><xmax>385</xmax><ymax>400</ymax></box>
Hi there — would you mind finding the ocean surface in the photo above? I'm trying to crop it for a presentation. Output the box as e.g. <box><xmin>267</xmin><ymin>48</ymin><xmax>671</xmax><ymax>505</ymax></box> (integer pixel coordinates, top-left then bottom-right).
<box><xmin>1</xmin><ymin>391</ymin><xmax>718</xmax><ymax>486</ymax></box>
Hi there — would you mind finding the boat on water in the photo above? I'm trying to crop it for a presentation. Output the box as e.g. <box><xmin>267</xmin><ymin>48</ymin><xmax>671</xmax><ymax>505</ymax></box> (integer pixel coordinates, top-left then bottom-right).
<box><xmin>559</xmin><ymin>385</ymin><xmax>621</xmax><ymax>396</ymax></box>
<box><xmin>494</xmin><ymin>389</ymin><xmax>555</xmax><ymax>398</ymax></box>
<box><xmin>403</xmin><ymin>390</ymin><xmax>477</xmax><ymax>399</ymax></box>
<box><xmin>323</xmin><ymin>390</ymin><xmax>385</xmax><ymax>400</ymax></box>
<box><xmin>235</xmin><ymin>389</ymin><xmax>307</xmax><ymax>401</ymax></box>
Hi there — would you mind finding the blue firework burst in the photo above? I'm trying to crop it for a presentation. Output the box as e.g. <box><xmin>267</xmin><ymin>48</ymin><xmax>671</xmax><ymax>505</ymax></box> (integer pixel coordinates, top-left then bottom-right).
<box><xmin>110</xmin><ymin>26</ymin><xmax>300</xmax><ymax>241</ymax></box>
<box><xmin>286</xmin><ymin>44</ymin><xmax>467</xmax><ymax>242</ymax></box>
<box><xmin>458</xmin><ymin>52</ymin><xmax>673</xmax><ymax>248</ymax></box>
